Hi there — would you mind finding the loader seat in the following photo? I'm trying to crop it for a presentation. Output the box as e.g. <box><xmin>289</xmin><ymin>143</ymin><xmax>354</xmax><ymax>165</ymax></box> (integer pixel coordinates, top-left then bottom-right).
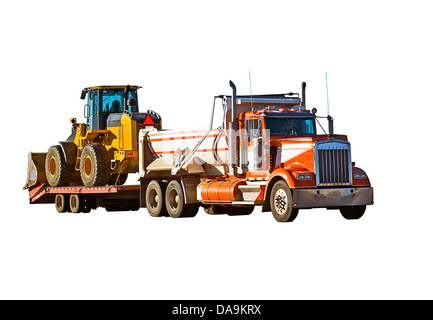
<box><xmin>111</xmin><ymin>100</ymin><xmax>121</xmax><ymax>113</ymax></box>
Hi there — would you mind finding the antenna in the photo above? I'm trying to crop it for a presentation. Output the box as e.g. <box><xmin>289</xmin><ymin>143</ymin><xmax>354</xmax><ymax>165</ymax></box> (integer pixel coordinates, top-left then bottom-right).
<box><xmin>325</xmin><ymin>72</ymin><xmax>330</xmax><ymax>116</ymax></box>
<box><xmin>249</xmin><ymin>70</ymin><xmax>253</xmax><ymax>111</ymax></box>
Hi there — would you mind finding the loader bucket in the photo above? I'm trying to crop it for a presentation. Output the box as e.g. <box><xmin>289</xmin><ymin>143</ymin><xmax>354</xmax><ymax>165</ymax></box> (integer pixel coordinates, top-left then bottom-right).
<box><xmin>24</xmin><ymin>152</ymin><xmax>47</xmax><ymax>189</ymax></box>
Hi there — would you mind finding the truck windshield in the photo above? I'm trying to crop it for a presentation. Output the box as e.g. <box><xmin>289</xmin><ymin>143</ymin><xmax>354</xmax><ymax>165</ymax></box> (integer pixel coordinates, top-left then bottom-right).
<box><xmin>265</xmin><ymin>118</ymin><xmax>316</xmax><ymax>136</ymax></box>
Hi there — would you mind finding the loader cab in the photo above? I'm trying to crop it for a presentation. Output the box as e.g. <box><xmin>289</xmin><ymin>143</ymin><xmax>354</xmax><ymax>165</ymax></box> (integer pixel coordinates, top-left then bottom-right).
<box><xmin>81</xmin><ymin>85</ymin><xmax>141</xmax><ymax>131</ymax></box>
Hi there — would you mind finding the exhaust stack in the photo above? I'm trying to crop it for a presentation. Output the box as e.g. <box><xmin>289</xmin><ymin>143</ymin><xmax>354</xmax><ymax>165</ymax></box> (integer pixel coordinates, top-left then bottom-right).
<box><xmin>229</xmin><ymin>80</ymin><xmax>244</xmax><ymax>178</ymax></box>
<box><xmin>300</xmin><ymin>82</ymin><xmax>306</xmax><ymax>111</ymax></box>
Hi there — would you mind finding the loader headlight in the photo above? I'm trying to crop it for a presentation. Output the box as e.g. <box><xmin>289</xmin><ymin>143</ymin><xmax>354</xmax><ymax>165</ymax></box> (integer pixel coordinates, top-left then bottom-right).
<box><xmin>297</xmin><ymin>173</ymin><xmax>312</xmax><ymax>181</ymax></box>
<box><xmin>353</xmin><ymin>172</ymin><xmax>367</xmax><ymax>179</ymax></box>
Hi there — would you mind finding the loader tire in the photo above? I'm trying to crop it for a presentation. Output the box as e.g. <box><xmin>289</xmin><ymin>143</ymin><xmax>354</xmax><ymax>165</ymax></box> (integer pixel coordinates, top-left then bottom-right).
<box><xmin>80</xmin><ymin>144</ymin><xmax>110</xmax><ymax>187</ymax></box>
<box><xmin>45</xmin><ymin>145</ymin><xmax>74</xmax><ymax>187</ymax></box>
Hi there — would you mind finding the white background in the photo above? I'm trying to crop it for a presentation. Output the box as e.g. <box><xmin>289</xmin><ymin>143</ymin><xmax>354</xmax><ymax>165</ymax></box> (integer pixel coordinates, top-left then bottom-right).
<box><xmin>1</xmin><ymin>0</ymin><xmax>432</xmax><ymax>299</ymax></box>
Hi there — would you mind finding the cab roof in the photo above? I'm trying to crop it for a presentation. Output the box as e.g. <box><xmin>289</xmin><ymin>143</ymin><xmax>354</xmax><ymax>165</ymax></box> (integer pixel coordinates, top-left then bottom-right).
<box><xmin>83</xmin><ymin>85</ymin><xmax>142</xmax><ymax>91</ymax></box>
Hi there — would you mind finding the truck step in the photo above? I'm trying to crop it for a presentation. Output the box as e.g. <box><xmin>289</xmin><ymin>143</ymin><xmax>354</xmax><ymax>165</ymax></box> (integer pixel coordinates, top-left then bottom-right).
<box><xmin>238</xmin><ymin>185</ymin><xmax>262</xmax><ymax>202</ymax></box>
<box><xmin>231</xmin><ymin>201</ymin><xmax>255</xmax><ymax>205</ymax></box>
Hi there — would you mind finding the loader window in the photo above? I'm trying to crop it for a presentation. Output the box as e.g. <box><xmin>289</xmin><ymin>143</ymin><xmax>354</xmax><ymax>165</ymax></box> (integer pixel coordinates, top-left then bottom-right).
<box><xmin>101</xmin><ymin>89</ymin><xmax>139</xmax><ymax>113</ymax></box>
<box><xmin>102</xmin><ymin>90</ymin><xmax>124</xmax><ymax>113</ymax></box>
<box><xmin>266</xmin><ymin>117</ymin><xmax>316</xmax><ymax>136</ymax></box>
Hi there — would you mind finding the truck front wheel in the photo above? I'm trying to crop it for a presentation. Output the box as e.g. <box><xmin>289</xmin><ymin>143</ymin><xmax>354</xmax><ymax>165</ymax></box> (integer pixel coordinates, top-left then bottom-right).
<box><xmin>270</xmin><ymin>180</ymin><xmax>298</xmax><ymax>222</ymax></box>
<box><xmin>340</xmin><ymin>205</ymin><xmax>366</xmax><ymax>220</ymax></box>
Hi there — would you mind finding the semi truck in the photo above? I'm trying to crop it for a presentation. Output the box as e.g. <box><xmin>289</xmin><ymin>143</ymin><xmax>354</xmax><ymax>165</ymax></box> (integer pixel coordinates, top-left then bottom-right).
<box><xmin>24</xmin><ymin>80</ymin><xmax>373</xmax><ymax>222</ymax></box>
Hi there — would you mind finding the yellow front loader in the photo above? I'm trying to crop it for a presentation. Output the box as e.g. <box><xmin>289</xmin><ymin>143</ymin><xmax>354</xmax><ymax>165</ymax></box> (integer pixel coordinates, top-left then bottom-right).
<box><xmin>24</xmin><ymin>85</ymin><xmax>161</xmax><ymax>189</ymax></box>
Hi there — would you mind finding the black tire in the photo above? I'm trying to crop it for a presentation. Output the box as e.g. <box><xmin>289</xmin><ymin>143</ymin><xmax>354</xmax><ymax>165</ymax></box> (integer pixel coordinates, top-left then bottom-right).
<box><xmin>146</xmin><ymin>180</ymin><xmax>168</xmax><ymax>217</ymax></box>
<box><xmin>226</xmin><ymin>206</ymin><xmax>255</xmax><ymax>216</ymax></box>
<box><xmin>69</xmin><ymin>194</ymin><xmax>81</xmax><ymax>214</ymax></box>
<box><xmin>270</xmin><ymin>180</ymin><xmax>298</xmax><ymax>222</ymax></box>
<box><xmin>108</xmin><ymin>174</ymin><xmax>128</xmax><ymax>186</ymax></box>
<box><xmin>165</xmin><ymin>180</ymin><xmax>195</xmax><ymax>218</ymax></box>
<box><xmin>340</xmin><ymin>205</ymin><xmax>366</xmax><ymax>220</ymax></box>
<box><xmin>55</xmin><ymin>194</ymin><xmax>70</xmax><ymax>213</ymax></box>
<box><xmin>45</xmin><ymin>145</ymin><xmax>74</xmax><ymax>187</ymax></box>
<box><xmin>80</xmin><ymin>144</ymin><xmax>110</xmax><ymax>187</ymax></box>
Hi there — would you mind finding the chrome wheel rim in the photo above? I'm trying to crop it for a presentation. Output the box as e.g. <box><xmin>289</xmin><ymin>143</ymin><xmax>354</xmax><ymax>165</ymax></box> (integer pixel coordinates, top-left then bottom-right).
<box><xmin>274</xmin><ymin>189</ymin><xmax>288</xmax><ymax>215</ymax></box>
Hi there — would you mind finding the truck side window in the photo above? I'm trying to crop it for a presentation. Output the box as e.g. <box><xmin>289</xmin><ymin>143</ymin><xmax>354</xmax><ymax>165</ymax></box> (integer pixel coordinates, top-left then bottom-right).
<box><xmin>246</xmin><ymin>119</ymin><xmax>262</xmax><ymax>142</ymax></box>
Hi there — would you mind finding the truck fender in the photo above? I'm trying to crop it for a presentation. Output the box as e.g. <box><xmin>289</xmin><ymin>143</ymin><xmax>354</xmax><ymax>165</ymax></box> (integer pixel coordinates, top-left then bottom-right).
<box><xmin>262</xmin><ymin>168</ymin><xmax>296</xmax><ymax>212</ymax></box>
<box><xmin>59</xmin><ymin>141</ymin><xmax>77</xmax><ymax>166</ymax></box>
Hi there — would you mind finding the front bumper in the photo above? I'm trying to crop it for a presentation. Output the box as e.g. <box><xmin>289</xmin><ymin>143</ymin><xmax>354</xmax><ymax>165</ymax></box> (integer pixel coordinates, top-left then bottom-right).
<box><xmin>292</xmin><ymin>187</ymin><xmax>374</xmax><ymax>209</ymax></box>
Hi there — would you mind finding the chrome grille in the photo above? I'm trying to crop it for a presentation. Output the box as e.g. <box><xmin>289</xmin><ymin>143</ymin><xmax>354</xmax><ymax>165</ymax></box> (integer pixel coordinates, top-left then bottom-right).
<box><xmin>315</xmin><ymin>141</ymin><xmax>352</xmax><ymax>186</ymax></box>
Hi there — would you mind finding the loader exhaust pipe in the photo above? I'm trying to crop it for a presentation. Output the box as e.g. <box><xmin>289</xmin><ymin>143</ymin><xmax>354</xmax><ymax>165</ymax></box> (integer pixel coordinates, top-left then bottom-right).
<box><xmin>229</xmin><ymin>80</ymin><xmax>244</xmax><ymax>178</ymax></box>
<box><xmin>300</xmin><ymin>82</ymin><xmax>306</xmax><ymax>111</ymax></box>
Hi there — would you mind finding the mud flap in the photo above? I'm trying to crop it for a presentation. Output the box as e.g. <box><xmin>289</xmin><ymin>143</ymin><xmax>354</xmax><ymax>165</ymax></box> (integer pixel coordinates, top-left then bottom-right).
<box><xmin>24</xmin><ymin>152</ymin><xmax>47</xmax><ymax>189</ymax></box>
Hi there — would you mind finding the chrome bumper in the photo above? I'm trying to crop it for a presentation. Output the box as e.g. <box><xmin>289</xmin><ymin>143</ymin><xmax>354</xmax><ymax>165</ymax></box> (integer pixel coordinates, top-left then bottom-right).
<box><xmin>292</xmin><ymin>187</ymin><xmax>374</xmax><ymax>208</ymax></box>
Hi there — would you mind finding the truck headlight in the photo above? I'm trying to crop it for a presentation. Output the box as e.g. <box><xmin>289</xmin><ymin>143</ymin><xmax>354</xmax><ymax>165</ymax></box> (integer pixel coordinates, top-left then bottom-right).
<box><xmin>297</xmin><ymin>173</ymin><xmax>312</xmax><ymax>181</ymax></box>
<box><xmin>353</xmin><ymin>172</ymin><xmax>367</xmax><ymax>179</ymax></box>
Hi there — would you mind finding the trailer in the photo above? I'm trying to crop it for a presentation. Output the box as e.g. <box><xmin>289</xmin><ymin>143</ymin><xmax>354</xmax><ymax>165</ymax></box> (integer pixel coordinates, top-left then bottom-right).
<box><xmin>28</xmin><ymin>183</ymin><xmax>140</xmax><ymax>213</ymax></box>
<box><xmin>25</xmin><ymin>80</ymin><xmax>373</xmax><ymax>222</ymax></box>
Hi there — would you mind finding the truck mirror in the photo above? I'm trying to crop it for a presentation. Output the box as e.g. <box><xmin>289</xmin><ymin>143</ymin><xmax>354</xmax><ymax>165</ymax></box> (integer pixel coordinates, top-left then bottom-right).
<box><xmin>312</xmin><ymin>108</ymin><xmax>317</xmax><ymax>114</ymax></box>
<box><xmin>128</xmin><ymin>98</ymin><xmax>137</xmax><ymax>107</ymax></box>
<box><xmin>80</xmin><ymin>90</ymin><xmax>87</xmax><ymax>100</ymax></box>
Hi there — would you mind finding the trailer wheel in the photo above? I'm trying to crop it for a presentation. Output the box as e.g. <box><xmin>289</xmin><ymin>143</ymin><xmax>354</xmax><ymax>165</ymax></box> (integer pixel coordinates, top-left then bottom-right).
<box><xmin>165</xmin><ymin>180</ymin><xmax>195</xmax><ymax>218</ymax></box>
<box><xmin>55</xmin><ymin>194</ymin><xmax>70</xmax><ymax>213</ymax></box>
<box><xmin>340</xmin><ymin>205</ymin><xmax>366</xmax><ymax>220</ymax></box>
<box><xmin>80</xmin><ymin>144</ymin><xmax>110</xmax><ymax>187</ymax></box>
<box><xmin>69</xmin><ymin>194</ymin><xmax>81</xmax><ymax>214</ymax></box>
<box><xmin>226</xmin><ymin>206</ymin><xmax>255</xmax><ymax>216</ymax></box>
<box><xmin>270</xmin><ymin>180</ymin><xmax>298</xmax><ymax>222</ymax></box>
<box><xmin>45</xmin><ymin>145</ymin><xmax>73</xmax><ymax>187</ymax></box>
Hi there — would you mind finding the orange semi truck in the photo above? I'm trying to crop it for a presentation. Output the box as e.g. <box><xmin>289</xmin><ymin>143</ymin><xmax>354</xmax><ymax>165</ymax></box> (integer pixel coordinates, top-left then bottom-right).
<box><xmin>25</xmin><ymin>80</ymin><xmax>373</xmax><ymax>222</ymax></box>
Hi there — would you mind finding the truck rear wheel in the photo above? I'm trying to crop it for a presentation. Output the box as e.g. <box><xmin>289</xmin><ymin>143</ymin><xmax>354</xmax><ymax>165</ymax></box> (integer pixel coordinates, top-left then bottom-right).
<box><xmin>80</xmin><ymin>144</ymin><xmax>110</xmax><ymax>187</ymax></box>
<box><xmin>165</xmin><ymin>180</ymin><xmax>196</xmax><ymax>218</ymax></box>
<box><xmin>55</xmin><ymin>194</ymin><xmax>70</xmax><ymax>213</ymax></box>
<box><xmin>45</xmin><ymin>145</ymin><xmax>73</xmax><ymax>187</ymax></box>
<box><xmin>146</xmin><ymin>180</ymin><xmax>168</xmax><ymax>217</ymax></box>
<box><xmin>270</xmin><ymin>180</ymin><xmax>298</xmax><ymax>222</ymax></box>
<box><xmin>340</xmin><ymin>205</ymin><xmax>366</xmax><ymax>220</ymax></box>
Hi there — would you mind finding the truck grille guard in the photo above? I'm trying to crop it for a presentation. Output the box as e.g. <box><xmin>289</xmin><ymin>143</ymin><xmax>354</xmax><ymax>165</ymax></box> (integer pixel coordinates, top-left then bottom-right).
<box><xmin>314</xmin><ymin>140</ymin><xmax>352</xmax><ymax>187</ymax></box>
